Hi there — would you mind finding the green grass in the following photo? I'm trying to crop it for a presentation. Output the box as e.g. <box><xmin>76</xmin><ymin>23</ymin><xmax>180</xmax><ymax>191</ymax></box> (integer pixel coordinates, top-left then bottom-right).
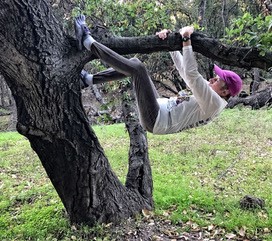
<box><xmin>0</xmin><ymin>108</ymin><xmax>271</xmax><ymax>240</ymax></box>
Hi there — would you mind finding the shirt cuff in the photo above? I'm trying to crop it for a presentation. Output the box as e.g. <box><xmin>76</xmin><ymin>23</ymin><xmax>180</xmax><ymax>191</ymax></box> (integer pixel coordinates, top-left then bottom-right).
<box><xmin>182</xmin><ymin>45</ymin><xmax>193</xmax><ymax>50</ymax></box>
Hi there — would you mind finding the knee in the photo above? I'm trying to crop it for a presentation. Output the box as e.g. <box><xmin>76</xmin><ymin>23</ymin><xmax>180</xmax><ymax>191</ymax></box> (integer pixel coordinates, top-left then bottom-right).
<box><xmin>129</xmin><ymin>57</ymin><xmax>147</xmax><ymax>73</ymax></box>
<box><xmin>129</xmin><ymin>57</ymin><xmax>141</xmax><ymax>63</ymax></box>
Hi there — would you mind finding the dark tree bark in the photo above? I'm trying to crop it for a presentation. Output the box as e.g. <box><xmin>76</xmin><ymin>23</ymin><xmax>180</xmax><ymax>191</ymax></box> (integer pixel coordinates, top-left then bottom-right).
<box><xmin>0</xmin><ymin>0</ymin><xmax>153</xmax><ymax>225</ymax></box>
<box><xmin>95</xmin><ymin>32</ymin><xmax>272</xmax><ymax>70</ymax></box>
<box><xmin>0</xmin><ymin>0</ymin><xmax>271</xmax><ymax>225</ymax></box>
<box><xmin>250</xmin><ymin>68</ymin><xmax>261</xmax><ymax>94</ymax></box>
<box><xmin>121</xmin><ymin>83</ymin><xmax>153</xmax><ymax>204</ymax></box>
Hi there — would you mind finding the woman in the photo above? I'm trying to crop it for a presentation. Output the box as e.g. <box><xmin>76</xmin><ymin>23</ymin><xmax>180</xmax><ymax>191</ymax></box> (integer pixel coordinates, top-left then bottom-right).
<box><xmin>75</xmin><ymin>15</ymin><xmax>242</xmax><ymax>134</ymax></box>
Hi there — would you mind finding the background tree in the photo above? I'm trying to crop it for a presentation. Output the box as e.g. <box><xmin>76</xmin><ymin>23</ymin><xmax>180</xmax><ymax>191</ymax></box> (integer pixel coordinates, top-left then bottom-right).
<box><xmin>0</xmin><ymin>76</ymin><xmax>16</xmax><ymax>130</ymax></box>
<box><xmin>0</xmin><ymin>76</ymin><xmax>12</xmax><ymax>110</ymax></box>
<box><xmin>224</xmin><ymin>8</ymin><xmax>272</xmax><ymax>108</ymax></box>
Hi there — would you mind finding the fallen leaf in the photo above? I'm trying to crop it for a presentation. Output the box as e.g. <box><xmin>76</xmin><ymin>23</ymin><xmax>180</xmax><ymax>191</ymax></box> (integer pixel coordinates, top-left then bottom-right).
<box><xmin>105</xmin><ymin>222</ymin><xmax>112</xmax><ymax>227</ymax></box>
<box><xmin>238</xmin><ymin>227</ymin><xmax>246</xmax><ymax>237</ymax></box>
<box><xmin>208</xmin><ymin>224</ymin><xmax>215</xmax><ymax>231</ymax></box>
<box><xmin>71</xmin><ymin>225</ymin><xmax>77</xmax><ymax>231</ymax></box>
<box><xmin>151</xmin><ymin>235</ymin><xmax>163</xmax><ymax>241</ymax></box>
<box><xmin>142</xmin><ymin>209</ymin><xmax>152</xmax><ymax>218</ymax></box>
<box><xmin>225</xmin><ymin>233</ymin><xmax>236</xmax><ymax>239</ymax></box>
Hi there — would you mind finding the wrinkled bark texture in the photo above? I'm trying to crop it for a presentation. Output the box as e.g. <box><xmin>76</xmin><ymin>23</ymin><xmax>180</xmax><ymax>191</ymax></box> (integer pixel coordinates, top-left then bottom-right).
<box><xmin>121</xmin><ymin>84</ymin><xmax>153</xmax><ymax>204</ymax></box>
<box><xmin>94</xmin><ymin>32</ymin><xmax>272</xmax><ymax>70</ymax></box>
<box><xmin>198</xmin><ymin>0</ymin><xmax>207</xmax><ymax>27</ymax></box>
<box><xmin>0</xmin><ymin>0</ymin><xmax>271</xmax><ymax>225</ymax></box>
<box><xmin>0</xmin><ymin>0</ymin><xmax>153</xmax><ymax>225</ymax></box>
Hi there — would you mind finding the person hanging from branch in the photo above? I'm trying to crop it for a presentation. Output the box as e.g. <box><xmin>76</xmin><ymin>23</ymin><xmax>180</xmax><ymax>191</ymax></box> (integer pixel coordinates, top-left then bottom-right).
<box><xmin>74</xmin><ymin>15</ymin><xmax>242</xmax><ymax>135</ymax></box>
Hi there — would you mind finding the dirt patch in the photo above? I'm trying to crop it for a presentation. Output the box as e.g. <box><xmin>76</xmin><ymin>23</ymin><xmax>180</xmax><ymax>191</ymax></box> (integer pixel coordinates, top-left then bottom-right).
<box><xmin>106</xmin><ymin>217</ymin><xmax>202</xmax><ymax>241</ymax></box>
<box><xmin>93</xmin><ymin>214</ymin><xmax>263</xmax><ymax>241</ymax></box>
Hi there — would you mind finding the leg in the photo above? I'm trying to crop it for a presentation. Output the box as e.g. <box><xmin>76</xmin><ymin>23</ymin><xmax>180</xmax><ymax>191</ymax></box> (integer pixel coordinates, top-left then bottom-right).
<box><xmin>90</xmin><ymin>43</ymin><xmax>160</xmax><ymax>132</ymax></box>
<box><xmin>81</xmin><ymin>63</ymin><xmax>159</xmax><ymax>132</ymax></box>
<box><xmin>75</xmin><ymin>15</ymin><xmax>160</xmax><ymax>132</ymax></box>
<box><xmin>80</xmin><ymin>68</ymin><xmax>127</xmax><ymax>87</ymax></box>
<box><xmin>129</xmin><ymin>58</ymin><xmax>160</xmax><ymax>132</ymax></box>
<box><xmin>75</xmin><ymin>15</ymin><xmax>149</xmax><ymax>79</ymax></box>
<box><xmin>93</xmin><ymin>68</ymin><xmax>127</xmax><ymax>84</ymax></box>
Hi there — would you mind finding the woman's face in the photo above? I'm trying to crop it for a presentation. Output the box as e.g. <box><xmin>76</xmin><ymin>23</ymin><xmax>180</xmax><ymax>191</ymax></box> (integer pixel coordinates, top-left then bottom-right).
<box><xmin>209</xmin><ymin>76</ymin><xmax>230</xmax><ymax>98</ymax></box>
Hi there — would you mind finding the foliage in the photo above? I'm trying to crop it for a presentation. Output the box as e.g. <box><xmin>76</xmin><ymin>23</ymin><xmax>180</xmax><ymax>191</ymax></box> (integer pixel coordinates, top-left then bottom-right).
<box><xmin>0</xmin><ymin>108</ymin><xmax>271</xmax><ymax>240</ymax></box>
<box><xmin>72</xmin><ymin>0</ymin><xmax>197</xmax><ymax>101</ymax></box>
<box><xmin>73</xmin><ymin>0</ymin><xmax>175</xmax><ymax>36</ymax></box>
<box><xmin>72</xmin><ymin>0</ymin><xmax>190</xmax><ymax>118</ymax></box>
<box><xmin>225</xmin><ymin>13</ymin><xmax>272</xmax><ymax>55</ymax></box>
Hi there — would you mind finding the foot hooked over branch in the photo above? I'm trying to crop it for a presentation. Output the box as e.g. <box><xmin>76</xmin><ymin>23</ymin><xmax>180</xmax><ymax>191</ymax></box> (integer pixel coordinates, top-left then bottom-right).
<box><xmin>80</xmin><ymin>70</ymin><xmax>93</xmax><ymax>89</ymax></box>
<box><xmin>74</xmin><ymin>14</ymin><xmax>91</xmax><ymax>50</ymax></box>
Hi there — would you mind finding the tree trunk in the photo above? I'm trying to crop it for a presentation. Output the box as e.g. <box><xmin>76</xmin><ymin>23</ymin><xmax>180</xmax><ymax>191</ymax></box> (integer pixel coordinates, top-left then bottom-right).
<box><xmin>121</xmin><ymin>82</ymin><xmax>153</xmax><ymax>204</ymax></box>
<box><xmin>250</xmin><ymin>68</ymin><xmax>261</xmax><ymax>94</ymax></box>
<box><xmin>0</xmin><ymin>0</ymin><xmax>153</xmax><ymax>225</ymax></box>
<box><xmin>221</xmin><ymin>0</ymin><xmax>227</xmax><ymax>35</ymax></box>
<box><xmin>0</xmin><ymin>0</ymin><xmax>272</xmax><ymax>225</ymax></box>
<box><xmin>0</xmin><ymin>76</ymin><xmax>5</xmax><ymax>106</ymax></box>
<box><xmin>198</xmin><ymin>0</ymin><xmax>207</xmax><ymax>28</ymax></box>
<box><xmin>7</xmin><ymin>98</ymin><xmax>17</xmax><ymax>131</ymax></box>
<box><xmin>0</xmin><ymin>75</ymin><xmax>16</xmax><ymax>130</ymax></box>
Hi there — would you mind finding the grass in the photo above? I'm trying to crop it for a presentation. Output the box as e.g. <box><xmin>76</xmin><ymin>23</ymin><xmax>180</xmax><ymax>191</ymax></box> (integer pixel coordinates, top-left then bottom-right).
<box><xmin>0</xmin><ymin>108</ymin><xmax>271</xmax><ymax>240</ymax></box>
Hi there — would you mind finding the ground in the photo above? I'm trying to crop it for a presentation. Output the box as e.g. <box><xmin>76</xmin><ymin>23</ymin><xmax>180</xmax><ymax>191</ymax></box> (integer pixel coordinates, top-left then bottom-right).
<box><xmin>78</xmin><ymin>213</ymin><xmax>263</xmax><ymax>241</ymax></box>
<box><xmin>107</xmin><ymin>217</ymin><xmax>202</xmax><ymax>241</ymax></box>
<box><xmin>86</xmin><ymin>216</ymin><xmax>203</xmax><ymax>241</ymax></box>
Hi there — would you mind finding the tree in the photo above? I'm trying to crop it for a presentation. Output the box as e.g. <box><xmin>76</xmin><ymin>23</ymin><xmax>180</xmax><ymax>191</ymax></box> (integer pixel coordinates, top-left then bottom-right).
<box><xmin>0</xmin><ymin>76</ymin><xmax>16</xmax><ymax>130</ymax></box>
<box><xmin>0</xmin><ymin>0</ymin><xmax>271</xmax><ymax>225</ymax></box>
<box><xmin>0</xmin><ymin>76</ymin><xmax>13</xmax><ymax>110</ymax></box>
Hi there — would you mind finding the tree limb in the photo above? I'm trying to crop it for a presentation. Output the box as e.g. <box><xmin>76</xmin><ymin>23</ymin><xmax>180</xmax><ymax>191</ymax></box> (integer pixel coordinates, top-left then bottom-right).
<box><xmin>88</xmin><ymin>31</ymin><xmax>272</xmax><ymax>71</ymax></box>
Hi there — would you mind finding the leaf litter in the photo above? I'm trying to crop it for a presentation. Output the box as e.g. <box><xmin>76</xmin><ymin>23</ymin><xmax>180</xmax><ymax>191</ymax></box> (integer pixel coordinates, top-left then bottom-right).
<box><xmin>82</xmin><ymin>212</ymin><xmax>269</xmax><ymax>241</ymax></box>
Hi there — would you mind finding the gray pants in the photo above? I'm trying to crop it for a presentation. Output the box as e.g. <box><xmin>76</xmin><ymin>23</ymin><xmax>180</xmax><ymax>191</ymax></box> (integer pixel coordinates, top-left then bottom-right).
<box><xmin>91</xmin><ymin>42</ymin><xmax>160</xmax><ymax>132</ymax></box>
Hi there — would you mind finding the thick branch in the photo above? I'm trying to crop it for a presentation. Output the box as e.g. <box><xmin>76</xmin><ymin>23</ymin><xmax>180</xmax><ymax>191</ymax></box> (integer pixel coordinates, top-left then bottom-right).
<box><xmin>92</xmin><ymin>32</ymin><xmax>272</xmax><ymax>71</ymax></box>
<box><xmin>121</xmin><ymin>86</ymin><xmax>153</xmax><ymax>206</ymax></box>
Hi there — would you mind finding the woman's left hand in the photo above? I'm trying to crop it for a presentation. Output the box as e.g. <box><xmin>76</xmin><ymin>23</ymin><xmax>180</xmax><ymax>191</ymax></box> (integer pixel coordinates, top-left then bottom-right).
<box><xmin>156</xmin><ymin>29</ymin><xmax>171</xmax><ymax>40</ymax></box>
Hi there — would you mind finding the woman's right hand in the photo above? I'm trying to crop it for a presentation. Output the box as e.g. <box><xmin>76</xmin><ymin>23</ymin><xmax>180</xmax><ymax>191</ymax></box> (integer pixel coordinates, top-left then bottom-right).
<box><xmin>179</xmin><ymin>26</ymin><xmax>194</xmax><ymax>37</ymax></box>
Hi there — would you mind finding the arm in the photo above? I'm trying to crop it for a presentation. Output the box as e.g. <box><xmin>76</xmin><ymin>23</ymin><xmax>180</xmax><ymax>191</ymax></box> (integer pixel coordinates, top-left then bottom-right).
<box><xmin>156</xmin><ymin>27</ymin><xmax>202</xmax><ymax>89</ymax></box>
<box><xmin>180</xmin><ymin>26</ymin><xmax>193</xmax><ymax>48</ymax></box>
<box><xmin>180</xmin><ymin>26</ymin><xmax>227</xmax><ymax>114</ymax></box>
<box><xmin>156</xmin><ymin>29</ymin><xmax>187</xmax><ymax>82</ymax></box>
<box><xmin>182</xmin><ymin>45</ymin><xmax>227</xmax><ymax>115</ymax></box>
<box><xmin>170</xmin><ymin>51</ymin><xmax>186</xmax><ymax>81</ymax></box>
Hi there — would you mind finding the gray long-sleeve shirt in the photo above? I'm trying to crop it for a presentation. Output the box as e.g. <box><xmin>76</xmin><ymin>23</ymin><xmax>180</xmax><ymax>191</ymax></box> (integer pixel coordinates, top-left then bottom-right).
<box><xmin>152</xmin><ymin>46</ymin><xmax>227</xmax><ymax>134</ymax></box>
